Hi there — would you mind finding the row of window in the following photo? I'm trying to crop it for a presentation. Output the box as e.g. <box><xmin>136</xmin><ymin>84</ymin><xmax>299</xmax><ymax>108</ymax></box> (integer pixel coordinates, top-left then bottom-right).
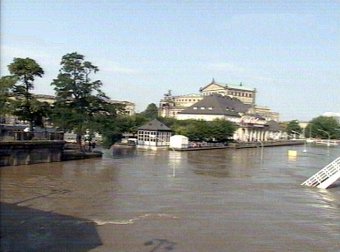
<box><xmin>193</xmin><ymin>107</ymin><xmax>235</xmax><ymax>111</ymax></box>
<box><xmin>229</xmin><ymin>91</ymin><xmax>253</xmax><ymax>98</ymax></box>
<box><xmin>175</xmin><ymin>98</ymin><xmax>199</xmax><ymax>102</ymax></box>
<box><xmin>193</xmin><ymin>107</ymin><xmax>213</xmax><ymax>110</ymax></box>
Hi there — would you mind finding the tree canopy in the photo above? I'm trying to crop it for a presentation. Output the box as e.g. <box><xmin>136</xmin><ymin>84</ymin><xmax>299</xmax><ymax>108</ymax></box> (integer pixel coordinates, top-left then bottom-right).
<box><xmin>159</xmin><ymin>117</ymin><xmax>236</xmax><ymax>142</ymax></box>
<box><xmin>286</xmin><ymin>120</ymin><xmax>302</xmax><ymax>135</ymax></box>
<box><xmin>0</xmin><ymin>76</ymin><xmax>16</xmax><ymax>118</ymax></box>
<box><xmin>140</xmin><ymin>103</ymin><xmax>158</xmax><ymax>120</ymax></box>
<box><xmin>6</xmin><ymin>58</ymin><xmax>46</xmax><ymax>130</ymax></box>
<box><xmin>51</xmin><ymin>52</ymin><xmax>124</xmax><ymax>142</ymax></box>
<box><xmin>306</xmin><ymin>116</ymin><xmax>340</xmax><ymax>139</ymax></box>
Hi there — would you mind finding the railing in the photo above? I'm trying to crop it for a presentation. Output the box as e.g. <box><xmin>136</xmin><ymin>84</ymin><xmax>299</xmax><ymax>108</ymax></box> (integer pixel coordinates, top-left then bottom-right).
<box><xmin>301</xmin><ymin>157</ymin><xmax>340</xmax><ymax>188</ymax></box>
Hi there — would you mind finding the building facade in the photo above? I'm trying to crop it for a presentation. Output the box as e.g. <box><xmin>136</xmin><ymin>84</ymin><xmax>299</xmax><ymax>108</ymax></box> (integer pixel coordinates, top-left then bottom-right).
<box><xmin>166</xmin><ymin>94</ymin><xmax>284</xmax><ymax>142</ymax></box>
<box><xmin>159</xmin><ymin>79</ymin><xmax>278</xmax><ymax>122</ymax></box>
<box><xmin>199</xmin><ymin>78</ymin><xmax>256</xmax><ymax>105</ymax></box>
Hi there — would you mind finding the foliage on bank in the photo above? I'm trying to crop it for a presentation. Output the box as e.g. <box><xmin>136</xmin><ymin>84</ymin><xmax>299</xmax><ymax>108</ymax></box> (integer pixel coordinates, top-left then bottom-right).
<box><xmin>305</xmin><ymin>116</ymin><xmax>340</xmax><ymax>139</ymax></box>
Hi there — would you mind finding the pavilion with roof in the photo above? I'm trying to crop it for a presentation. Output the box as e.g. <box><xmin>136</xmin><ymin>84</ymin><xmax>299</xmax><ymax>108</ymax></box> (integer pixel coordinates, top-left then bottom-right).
<box><xmin>137</xmin><ymin>119</ymin><xmax>172</xmax><ymax>149</ymax></box>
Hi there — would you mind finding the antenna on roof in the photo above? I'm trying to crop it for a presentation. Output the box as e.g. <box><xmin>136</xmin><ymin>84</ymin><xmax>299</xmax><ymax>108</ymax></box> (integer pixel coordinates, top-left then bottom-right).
<box><xmin>240</xmin><ymin>82</ymin><xmax>243</xmax><ymax>86</ymax></box>
<box><xmin>212</xmin><ymin>78</ymin><xmax>215</xmax><ymax>83</ymax></box>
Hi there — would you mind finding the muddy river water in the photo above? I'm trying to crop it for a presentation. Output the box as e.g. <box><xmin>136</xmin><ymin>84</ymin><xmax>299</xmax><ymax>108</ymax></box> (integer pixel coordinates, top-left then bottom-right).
<box><xmin>1</xmin><ymin>145</ymin><xmax>340</xmax><ymax>251</ymax></box>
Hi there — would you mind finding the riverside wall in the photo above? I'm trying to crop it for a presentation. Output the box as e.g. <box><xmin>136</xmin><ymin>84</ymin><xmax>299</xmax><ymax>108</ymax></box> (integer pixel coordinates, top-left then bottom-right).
<box><xmin>0</xmin><ymin>141</ymin><xmax>65</xmax><ymax>166</ymax></box>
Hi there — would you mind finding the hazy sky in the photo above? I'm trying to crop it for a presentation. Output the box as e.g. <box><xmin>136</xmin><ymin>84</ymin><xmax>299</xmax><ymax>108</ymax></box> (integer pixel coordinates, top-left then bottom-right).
<box><xmin>1</xmin><ymin>0</ymin><xmax>339</xmax><ymax>121</ymax></box>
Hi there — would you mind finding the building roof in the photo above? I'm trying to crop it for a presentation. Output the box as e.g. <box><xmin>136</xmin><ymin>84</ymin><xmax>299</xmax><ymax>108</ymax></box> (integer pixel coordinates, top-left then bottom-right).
<box><xmin>138</xmin><ymin>119</ymin><xmax>171</xmax><ymax>131</ymax></box>
<box><xmin>178</xmin><ymin>94</ymin><xmax>251</xmax><ymax>117</ymax></box>
<box><xmin>266</xmin><ymin>120</ymin><xmax>282</xmax><ymax>131</ymax></box>
<box><xmin>200</xmin><ymin>79</ymin><xmax>255</xmax><ymax>92</ymax></box>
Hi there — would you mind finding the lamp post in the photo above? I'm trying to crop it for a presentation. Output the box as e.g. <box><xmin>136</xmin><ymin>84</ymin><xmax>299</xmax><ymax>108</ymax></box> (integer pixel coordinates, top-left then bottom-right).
<box><xmin>291</xmin><ymin>130</ymin><xmax>301</xmax><ymax>140</ymax></box>
<box><xmin>291</xmin><ymin>130</ymin><xmax>307</xmax><ymax>152</ymax></box>
<box><xmin>317</xmin><ymin>129</ymin><xmax>330</xmax><ymax>147</ymax></box>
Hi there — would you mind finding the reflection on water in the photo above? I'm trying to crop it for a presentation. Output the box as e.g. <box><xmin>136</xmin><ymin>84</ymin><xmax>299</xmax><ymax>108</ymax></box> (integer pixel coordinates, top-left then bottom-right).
<box><xmin>1</xmin><ymin>145</ymin><xmax>339</xmax><ymax>251</ymax></box>
<box><xmin>111</xmin><ymin>145</ymin><xmax>137</xmax><ymax>159</ymax></box>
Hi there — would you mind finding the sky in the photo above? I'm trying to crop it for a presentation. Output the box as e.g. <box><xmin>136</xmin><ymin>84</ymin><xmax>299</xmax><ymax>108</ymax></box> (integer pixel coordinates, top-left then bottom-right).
<box><xmin>1</xmin><ymin>0</ymin><xmax>339</xmax><ymax>121</ymax></box>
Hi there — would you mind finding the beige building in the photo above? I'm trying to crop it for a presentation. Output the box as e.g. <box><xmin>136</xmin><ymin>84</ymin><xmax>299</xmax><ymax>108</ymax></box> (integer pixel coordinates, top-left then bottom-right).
<box><xmin>175</xmin><ymin>94</ymin><xmax>284</xmax><ymax>142</ymax></box>
<box><xmin>108</xmin><ymin>100</ymin><xmax>136</xmax><ymax>116</ymax></box>
<box><xmin>199</xmin><ymin>78</ymin><xmax>256</xmax><ymax>105</ymax></box>
<box><xmin>159</xmin><ymin>79</ymin><xmax>279</xmax><ymax>122</ymax></box>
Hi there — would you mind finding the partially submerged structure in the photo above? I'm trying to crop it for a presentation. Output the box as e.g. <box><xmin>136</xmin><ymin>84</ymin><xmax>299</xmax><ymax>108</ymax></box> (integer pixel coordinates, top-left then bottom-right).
<box><xmin>169</xmin><ymin>135</ymin><xmax>189</xmax><ymax>150</ymax></box>
<box><xmin>137</xmin><ymin>119</ymin><xmax>172</xmax><ymax>149</ymax></box>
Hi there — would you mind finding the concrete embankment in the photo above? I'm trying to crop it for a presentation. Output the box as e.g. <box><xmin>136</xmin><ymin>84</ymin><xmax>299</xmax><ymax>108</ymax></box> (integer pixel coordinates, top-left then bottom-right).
<box><xmin>171</xmin><ymin>146</ymin><xmax>229</xmax><ymax>151</ymax></box>
<box><xmin>0</xmin><ymin>141</ymin><xmax>65</xmax><ymax>166</ymax></box>
<box><xmin>228</xmin><ymin>140</ymin><xmax>305</xmax><ymax>149</ymax></box>
<box><xmin>172</xmin><ymin>140</ymin><xmax>304</xmax><ymax>151</ymax></box>
<box><xmin>0</xmin><ymin>141</ymin><xmax>103</xmax><ymax>166</ymax></box>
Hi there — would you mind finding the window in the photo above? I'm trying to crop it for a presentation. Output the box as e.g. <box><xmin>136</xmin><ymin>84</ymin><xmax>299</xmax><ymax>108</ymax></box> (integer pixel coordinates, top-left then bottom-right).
<box><xmin>193</xmin><ymin>107</ymin><xmax>197</xmax><ymax>110</ymax></box>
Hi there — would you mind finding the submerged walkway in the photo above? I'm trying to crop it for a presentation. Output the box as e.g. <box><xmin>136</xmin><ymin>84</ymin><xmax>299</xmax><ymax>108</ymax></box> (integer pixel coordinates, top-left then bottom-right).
<box><xmin>172</xmin><ymin>140</ymin><xmax>304</xmax><ymax>151</ymax></box>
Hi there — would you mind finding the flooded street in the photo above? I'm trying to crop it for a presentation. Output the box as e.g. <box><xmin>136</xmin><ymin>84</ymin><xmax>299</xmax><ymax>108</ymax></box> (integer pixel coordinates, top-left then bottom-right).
<box><xmin>1</xmin><ymin>145</ymin><xmax>340</xmax><ymax>251</ymax></box>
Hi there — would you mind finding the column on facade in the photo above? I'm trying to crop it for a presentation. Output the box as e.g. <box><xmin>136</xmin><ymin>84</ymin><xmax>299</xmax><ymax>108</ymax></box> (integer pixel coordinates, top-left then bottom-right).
<box><xmin>261</xmin><ymin>129</ymin><xmax>265</xmax><ymax>141</ymax></box>
<box><xmin>241</xmin><ymin>128</ymin><xmax>246</xmax><ymax>142</ymax></box>
<box><xmin>264</xmin><ymin>130</ymin><xmax>268</xmax><ymax>141</ymax></box>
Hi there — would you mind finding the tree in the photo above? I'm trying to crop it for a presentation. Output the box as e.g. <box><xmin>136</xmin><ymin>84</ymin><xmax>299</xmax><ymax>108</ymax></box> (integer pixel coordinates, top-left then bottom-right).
<box><xmin>306</xmin><ymin>116</ymin><xmax>340</xmax><ymax>139</ymax></box>
<box><xmin>0</xmin><ymin>76</ymin><xmax>16</xmax><ymax>119</ymax></box>
<box><xmin>140</xmin><ymin>103</ymin><xmax>158</xmax><ymax>120</ymax></box>
<box><xmin>51</xmin><ymin>52</ymin><xmax>122</xmax><ymax>144</ymax></box>
<box><xmin>209</xmin><ymin>119</ymin><xmax>236</xmax><ymax>142</ymax></box>
<box><xmin>286</xmin><ymin>120</ymin><xmax>302</xmax><ymax>136</ymax></box>
<box><xmin>160</xmin><ymin>118</ymin><xmax>236</xmax><ymax>142</ymax></box>
<box><xmin>7</xmin><ymin>58</ymin><xmax>45</xmax><ymax>130</ymax></box>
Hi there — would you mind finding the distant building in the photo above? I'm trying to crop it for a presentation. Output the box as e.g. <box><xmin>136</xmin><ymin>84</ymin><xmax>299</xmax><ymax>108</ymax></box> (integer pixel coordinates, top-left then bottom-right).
<box><xmin>159</xmin><ymin>91</ymin><xmax>203</xmax><ymax>118</ymax></box>
<box><xmin>175</xmin><ymin>94</ymin><xmax>284</xmax><ymax>142</ymax></box>
<box><xmin>137</xmin><ymin>119</ymin><xmax>172</xmax><ymax>149</ymax></box>
<box><xmin>199</xmin><ymin>78</ymin><xmax>256</xmax><ymax>105</ymax></box>
<box><xmin>159</xmin><ymin>79</ymin><xmax>279</xmax><ymax>121</ymax></box>
<box><xmin>176</xmin><ymin>94</ymin><xmax>250</xmax><ymax>123</ymax></box>
<box><xmin>107</xmin><ymin>100</ymin><xmax>136</xmax><ymax>116</ymax></box>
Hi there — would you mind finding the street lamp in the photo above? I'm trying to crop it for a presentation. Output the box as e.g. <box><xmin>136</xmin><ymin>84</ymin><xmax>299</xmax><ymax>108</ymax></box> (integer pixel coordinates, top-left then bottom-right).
<box><xmin>317</xmin><ymin>129</ymin><xmax>330</xmax><ymax>147</ymax></box>
<box><xmin>291</xmin><ymin>130</ymin><xmax>301</xmax><ymax>140</ymax></box>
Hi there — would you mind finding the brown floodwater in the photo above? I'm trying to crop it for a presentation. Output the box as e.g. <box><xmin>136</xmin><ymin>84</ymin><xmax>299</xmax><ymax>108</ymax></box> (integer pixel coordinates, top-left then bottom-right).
<box><xmin>1</xmin><ymin>145</ymin><xmax>340</xmax><ymax>251</ymax></box>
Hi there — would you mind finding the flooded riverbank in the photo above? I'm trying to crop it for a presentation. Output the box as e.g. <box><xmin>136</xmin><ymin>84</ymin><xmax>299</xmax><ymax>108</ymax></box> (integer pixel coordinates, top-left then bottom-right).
<box><xmin>1</xmin><ymin>145</ymin><xmax>340</xmax><ymax>251</ymax></box>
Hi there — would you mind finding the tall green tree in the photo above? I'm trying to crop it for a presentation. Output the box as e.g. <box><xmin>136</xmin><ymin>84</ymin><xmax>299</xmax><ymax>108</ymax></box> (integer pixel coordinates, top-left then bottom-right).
<box><xmin>209</xmin><ymin>119</ymin><xmax>236</xmax><ymax>142</ymax></box>
<box><xmin>51</xmin><ymin>52</ymin><xmax>122</xmax><ymax>143</ymax></box>
<box><xmin>306</xmin><ymin>116</ymin><xmax>340</xmax><ymax>139</ymax></box>
<box><xmin>286</xmin><ymin>120</ymin><xmax>302</xmax><ymax>136</ymax></box>
<box><xmin>140</xmin><ymin>103</ymin><xmax>158</xmax><ymax>120</ymax></box>
<box><xmin>0</xmin><ymin>76</ymin><xmax>16</xmax><ymax>119</ymax></box>
<box><xmin>7</xmin><ymin>58</ymin><xmax>45</xmax><ymax>130</ymax></box>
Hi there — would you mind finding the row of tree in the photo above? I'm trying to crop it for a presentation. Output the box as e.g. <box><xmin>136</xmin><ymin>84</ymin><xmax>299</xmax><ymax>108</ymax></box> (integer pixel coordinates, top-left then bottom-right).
<box><xmin>0</xmin><ymin>53</ymin><xmax>129</xmax><ymax>146</ymax></box>
<box><xmin>285</xmin><ymin>117</ymin><xmax>340</xmax><ymax>139</ymax></box>
<box><xmin>0</xmin><ymin>53</ymin><xmax>237</xmax><ymax>146</ymax></box>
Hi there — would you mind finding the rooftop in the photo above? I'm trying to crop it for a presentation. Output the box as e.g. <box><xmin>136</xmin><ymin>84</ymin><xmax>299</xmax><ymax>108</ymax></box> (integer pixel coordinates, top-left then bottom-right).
<box><xmin>138</xmin><ymin>119</ymin><xmax>171</xmax><ymax>131</ymax></box>
<box><xmin>178</xmin><ymin>94</ymin><xmax>251</xmax><ymax>117</ymax></box>
<box><xmin>200</xmin><ymin>79</ymin><xmax>255</xmax><ymax>92</ymax></box>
